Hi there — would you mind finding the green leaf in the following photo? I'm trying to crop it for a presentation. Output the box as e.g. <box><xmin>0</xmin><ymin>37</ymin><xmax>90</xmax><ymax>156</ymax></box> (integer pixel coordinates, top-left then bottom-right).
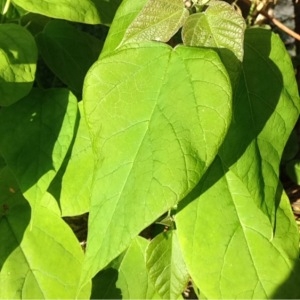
<box><xmin>0</xmin><ymin>89</ymin><xmax>77</xmax><ymax>208</ymax></box>
<box><xmin>182</xmin><ymin>1</ymin><xmax>246</xmax><ymax>61</ymax></box>
<box><xmin>90</xmin><ymin>0</ymin><xmax>123</xmax><ymax>25</ymax></box>
<box><xmin>0</xmin><ymin>24</ymin><xmax>37</xmax><ymax>106</ymax></box>
<box><xmin>101</xmin><ymin>0</ymin><xmax>148</xmax><ymax>56</ymax></box>
<box><xmin>49</xmin><ymin>102</ymin><xmax>93</xmax><ymax>216</ymax></box>
<box><xmin>36</xmin><ymin>20</ymin><xmax>104</xmax><ymax>98</ymax></box>
<box><xmin>285</xmin><ymin>159</ymin><xmax>300</xmax><ymax>185</ymax></box>
<box><xmin>82</xmin><ymin>42</ymin><xmax>231</xmax><ymax>284</ymax></box>
<box><xmin>12</xmin><ymin>0</ymin><xmax>99</xmax><ymax>24</ymax></box>
<box><xmin>146</xmin><ymin>230</ymin><xmax>189</xmax><ymax>299</ymax></box>
<box><xmin>0</xmin><ymin>167</ymin><xmax>91</xmax><ymax>299</ymax></box>
<box><xmin>219</xmin><ymin>28</ymin><xmax>300</xmax><ymax>222</ymax></box>
<box><xmin>176</xmin><ymin>158</ymin><xmax>300</xmax><ymax>299</ymax></box>
<box><xmin>121</xmin><ymin>0</ymin><xmax>188</xmax><ymax>46</ymax></box>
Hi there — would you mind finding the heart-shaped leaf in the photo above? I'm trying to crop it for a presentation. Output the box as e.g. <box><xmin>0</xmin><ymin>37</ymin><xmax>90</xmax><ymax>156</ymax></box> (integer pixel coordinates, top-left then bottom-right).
<box><xmin>82</xmin><ymin>42</ymin><xmax>232</xmax><ymax>284</ymax></box>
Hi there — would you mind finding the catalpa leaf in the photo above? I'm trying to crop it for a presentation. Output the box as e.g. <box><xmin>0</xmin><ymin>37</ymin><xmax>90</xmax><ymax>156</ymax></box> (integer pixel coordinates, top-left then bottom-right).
<box><xmin>0</xmin><ymin>167</ymin><xmax>91</xmax><ymax>299</ymax></box>
<box><xmin>13</xmin><ymin>0</ymin><xmax>116</xmax><ymax>24</ymax></box>
<box><xmin>0</xmin><ymin>24</ymin><xmax>37</xmax><ymax>106</ymax></box>
<box><xmin>176</xmin><ymin>158</ymin><xmax>300</xmax><ymax>298</ymax></box>
<box><xmin>0</xmin><ymin>89</ymin><xmax>77</xmax><ymax>207</ymax></box>
<box><xmin>81</xmin><ymin>42</ymin><xmax>231</xmax><ymax>284</ymax></box>
<box><xmin>182</xmin><ymin>1</ymin><xmax>246</xmax><ymax>61</ymax></box>
<box><xmin>121</xmin><ymin>0</ymin><xmax>188</xmax><ymax>45</ymax></box>
<box><xmin>146</xmin><ymin>230</ymin><xmax>189</xmax><ymax>299</ymax></box>
<box><xmin>36</xmin><ymin>20</ymin><xmax>103</xmax><ymax>98</ymax></box>
<box><xmin>219</xmin><ymin>28</ymin><xmax>300</xmax><ymax>223</ymax></box>
<box><xmin>48</xmin><ymin>102</ymin><xmax>93</xmax><ymax>217</ymax></box>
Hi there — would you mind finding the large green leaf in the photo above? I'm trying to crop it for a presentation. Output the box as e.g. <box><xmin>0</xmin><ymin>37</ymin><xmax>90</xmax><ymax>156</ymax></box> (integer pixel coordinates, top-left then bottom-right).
<box><xmin>0</xmin><ymin>89</ymin><xmax>77</xmax><ymax>208</ymax></box>
<box><xmin>82</xmin><ymin>42</ymin><xmax>232</xmax><ymax>284</ymax></box>
<box><xmin>49</xmin><ymin>102</ymin><xmax>93</xmax><ymax>216</ymax></box>
<box><xmin>0</xmin><ymin>167</ymin><xmax>91</xmax><ymax>299</ymax></box>
<box><xmin>177</xmin><ymin>158</ymin><xmax>300</xmax><ymax>298</ymax></box>
<box><xmin>146</xmin><ymin>230</ymin><xmax>189</xmax><ymax>299</ymax></box>
<box><xmin>219</xmin><ymin>28</ymin><xmax>300</xmax><ymax>222</ymax></box>
<box><xmin>36</xmin><ymin>20</ymin><xmax>103</xmax><ymax>98</ymax></box>
<box><xmin>182</xmin><ymin>1</ymin><xmax>246</xmax><ymax>61</ymax></box>
<box><xmin>176</xmin><ymin>28</ymin><xmax>300</xmax><ymax>299</ymax></box>
<box><xmin>12</xmin><ymin>0</ymin><xmax>121</xmax><ymax>25</ymax></box>
<box><xmin>0</xmin><ymin>24</ymin><xmax>37</xmax><ymax>106</ymax></box>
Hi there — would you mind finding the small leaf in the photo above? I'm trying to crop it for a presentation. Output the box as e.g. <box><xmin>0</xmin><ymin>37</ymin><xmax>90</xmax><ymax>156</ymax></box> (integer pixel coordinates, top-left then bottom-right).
<box><xmin>0</xmin><ymin>89</ymin><xmax>77</xmax><ymax>207</ymax></box>
<box><xmin>0</xmin><ymin>24</ymin><xmax>37</xmax><ymax>106</ymax></box>
<box><xmin>49</xmin><ymin>102</ymin><xmax>93</xmax><ymax>216</ymax></box>
<box><xmin>182</xmin><ymin>1</ymin><xmax>246</xmax><ymax>61</ymax></box>
<box><xmin>0</xmin><ymin>167</ymin><xmax>91</xmax><ymax>299</ymax></box>
<box><xmin>146</xmin><ymin>230</ymin><xmax>189</xmax><ymax>299</ymax></box>
<box><xmin>36</xmin><ymin>20</ymin><xmax>103</xmax><ymax>98</ymax></box>
<box><xmin>101</xmin><ymin>0</ymin><xmax>148</xmax><ymax>56</ymax></box>
<box><xmin>121</xmin><ymin>0</ymin><xmax>189</xmax><ymax>45</ymax></box>
<box><xmin>82</xmin><ymin>42</ymin><xmax>231</xmax><ymax>284</ymax></box>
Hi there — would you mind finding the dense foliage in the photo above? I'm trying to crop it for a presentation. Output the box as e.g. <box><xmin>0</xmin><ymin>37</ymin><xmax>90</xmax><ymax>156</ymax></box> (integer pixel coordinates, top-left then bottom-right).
<box><xmin>0</xmin><ymin>0</ymin><xmax>300</xmax><ymax>298</ymax></box>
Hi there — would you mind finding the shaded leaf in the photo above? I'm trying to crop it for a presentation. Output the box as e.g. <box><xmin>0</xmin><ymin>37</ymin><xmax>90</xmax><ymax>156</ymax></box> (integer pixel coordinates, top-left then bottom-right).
<box><xmin>177</xmin><ymin>158</ymin><xmax>300</xmax><ymax>298</ymax></box>
<box><xmin>182</xmin><ymin>1</ymin><xmax>246</xmax><ymax>61</ymax></box>
<box><xmin>146</xmin><ymin>230</ymin><xmax>189</xmax><ymax>299</ymax></box>
<box><xmin>0</xmin><ymin>89</ymin><xmax>77</xmax><ymax>207</ymax></box>
<box><xmin>81</xmin><ymin>42</ymin><xmax>231</xmax><ymax>284</ymax></box>
<box><xmin>0</xmin><ymin>167</ymin><xmax>91</xmax><ymax>299</ymax></box>
<box><xmin>36</xmin><ymin>20</ymin><xmax>103</xmax><ymax>98</ymax></box>
<box><xmin>49</xmin><ymin>102</ymin><xmax>93</xmax><ymax>216</ymax></box>
<box><xmin>0</xmin><ymin>24</ymin><xmax>37</xmax><ymax>106</ymax></box>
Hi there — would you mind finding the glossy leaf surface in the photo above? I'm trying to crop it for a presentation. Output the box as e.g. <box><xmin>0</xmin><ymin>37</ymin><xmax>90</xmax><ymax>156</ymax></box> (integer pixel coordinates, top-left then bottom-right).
<box><xmin>82</xmin><ymin>42</ymin><xmax>232</xmax><ymax>283</ymax></box>
<box><xmin>0</xmin><ymin>24</ymin><xmax>37</xmax><ymax>106</ymax></box>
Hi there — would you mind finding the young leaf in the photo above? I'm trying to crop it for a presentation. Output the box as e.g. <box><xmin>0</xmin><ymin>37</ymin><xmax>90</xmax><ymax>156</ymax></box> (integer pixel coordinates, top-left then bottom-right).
<box><xmin>36</xmin><ymin>20</ymin><xmax>104</xmax><ymax>98</ymax></box>
<box><xmin>48</xmin><ymin>102</ymin><xmax>93</xmax><ymax>216</ymax></box>
<box><xmin>219</xmin><ymin>28</ymin><xmax>300</xmax><ymax>223</ymax></box>
<box><xmin>0</xmin><ymin>89</ymin><xmax>77</xmax><ymax>208</ymax></box>
<box><xmin>82</xmin><ymin>42</ymin><xmax>232</xmax><ymax>284</ymax></box>
<box><xmin>146</xmin><ymin>230</ymin><xmax>189</xmax><ymax>299</ymax></box>
<box><xmin>176</xmin><ymin>158</ymin><xmax>300</xmax><ymax>299</ymax></box>
<box><xmin>101</xmin><ymin>0</ymin><xmax>148</xmax><ymax>56</ymax></box>
<box><xmin>182</xmin><ymin>1</ymin><xmax>246</xmax><ymax>61</ymax></box>
<box><xmin>0</xmin><ymin>167</ymin><xmax>91</xmax><ymax>299</ymax></box>
<box><xmin>0</xmin><ymin>24</ymin><xmax>37</xmax><ymax>106</ymax></box>
<box><xmin>12</xmin><ymin>0</ymin><xmax>101</xmax><ymax>24</ymax></box>
<box><xmin>121</xmin><ymin>0</ymin><xmax>189</xmax><ymax>46</ymax></box>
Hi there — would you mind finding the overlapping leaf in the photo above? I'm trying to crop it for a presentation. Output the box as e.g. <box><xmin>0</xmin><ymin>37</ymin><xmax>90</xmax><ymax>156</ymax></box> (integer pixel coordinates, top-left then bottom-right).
<box><xmin>176</xmin><ymin>28</ymin><xmax>300</xmax><ymax>299</ymax></box>
<box><xmin>0</xmin><ymin>167</ymin><xmax>91</xmax><ymax>299</ymax></box>
<box><xmin>48</xmin><ymin>102</ymin><xmax>93</xmax><ymax>216</ymax></box>
<box><xmin>36</xmin><ymin>21</ymin><xmax>103</xmax><ymax>98</ymax></box>
<box><xmin>0</xmin><ymin>24</ymin><xmax>37</xmax><ymax>106</ymax></box>
<box><xmin>82</xmin><ymin>42</ymin><xmax>232</xmax><ymax>284</ymax></box>
<box><xmin>146</xmin><ymin>230</ymin><xmax>189</xmax><ymax>299</ymax></box>
<box><xmin>0</xmin><ymin>88</ymin><xmax>77</xmax><ymax>207</ymax></box>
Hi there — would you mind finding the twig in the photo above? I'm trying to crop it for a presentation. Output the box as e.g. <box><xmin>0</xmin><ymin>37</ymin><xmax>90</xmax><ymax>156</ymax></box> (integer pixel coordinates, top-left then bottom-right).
<box><xmin>240</xmin><ymin>0</ymin><xmax>300</xmax><ymax>41</ymax></box>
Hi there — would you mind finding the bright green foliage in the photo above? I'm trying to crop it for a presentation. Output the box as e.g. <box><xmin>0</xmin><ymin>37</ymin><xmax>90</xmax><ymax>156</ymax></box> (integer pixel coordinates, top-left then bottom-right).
<box><xmin>0</xmin><ymin>24</ymin><xmax>37</xmax><ymax>106</ymax></box>
<box><xmin>0</xmin><ymin>89</ymin><xmax>77</xmax><ymax>207</ymax></box>
<box><xmin>146</xmin><ymin>230</ymin><xmax>189</xmax><ymax>299</ymax></box>
<box><xmin>82</xmin><ymin>42</ymin><xmax>232</xmax><ymax>283</ymax></box>
<box><xmin>12</xmin><ymin>0</ymin><xmax>121</xmax><ymax>24</ymax></box>
<box><xmin>0</xmin><ymin>167</ymin><xmax>90</xmax><ymax>299</ymax></box>
<box><xmin>36</xmin><ymin>20</ymin><xmax>103</xmax><ymax>98</ymax></box>
<box><xmin>0</xmin><ymin>0</ymin><xmax>300</xmax><ymax>298</ymax></box>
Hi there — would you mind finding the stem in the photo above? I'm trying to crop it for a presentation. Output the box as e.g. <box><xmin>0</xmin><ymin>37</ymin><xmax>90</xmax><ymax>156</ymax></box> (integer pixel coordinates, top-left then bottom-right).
<box><xmin>2</xmin><ymin>0</ymin><xmax>11</xmax><ymax>15</ymax></box>
<box><xmin>240</xmin><ymin>0</ymin><xmax>300</xmax><ymax>41</ymax></box>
